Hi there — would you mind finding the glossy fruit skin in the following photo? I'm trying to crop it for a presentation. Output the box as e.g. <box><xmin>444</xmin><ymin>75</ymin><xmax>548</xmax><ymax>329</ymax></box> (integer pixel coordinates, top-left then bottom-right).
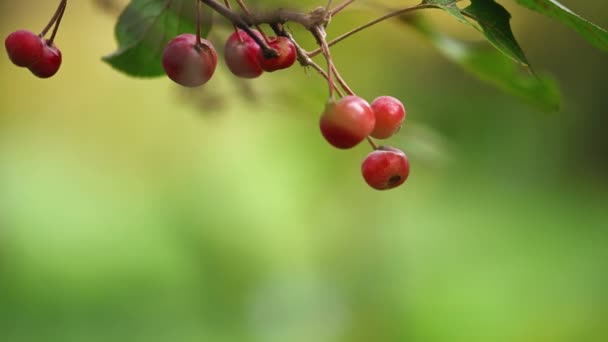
<box><xmin>361</xmin><ymin>146</ymin><xmax>410</xmax><ymax>190</ymax></box>
<box><xmin>257</xmin><ymin>36</ymin><xmax>296</xmax><ymax>72</ymax></box>
<box><xmin>370</xmin><ymin>96</ymin><xmax>406</xmax><ymax>139</ymax></box>
<box><xmin>162</xmin><ymin>34</ymin><xmax>217</xmax><ymax>87</ymax></box>
<box><xmin>29</xmin><ymin>40</ymin><xmax>62</xmax><ymax>78</ymax></box>
<box><xmin>224</xmin><ymin>29</ymin><xmax>264</xmax><ymax>78</ymax></box>
<box><xmin>5</xmin><ymin>30</ymin><xmax>44</xmax><ymax>67</ymax></box>
<box><xmin>320</xmin><ymin>95</ymin><xmax>376</xmax><ymax>149</ymax></box>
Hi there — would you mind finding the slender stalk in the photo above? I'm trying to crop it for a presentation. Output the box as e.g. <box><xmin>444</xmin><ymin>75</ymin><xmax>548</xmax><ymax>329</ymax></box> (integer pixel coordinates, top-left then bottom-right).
<box><xmin>331</xmin><ymin>64</ymin><xmax>354</xmax><ymax>96</ymax></box>
<box><xmin>196</xmin><ymin>0</ymin><xmax>203</xmax><ymax>46</ymax></box>
<box><xmin>313</xmin><ymin>26</ymin><xmax>336</xmax><ymax>99</ymax></box>
<box><xmin>223</xmin><ymin>0</ymin><xmax>244</xmax><ymax>43</ymax></box>
<box><xmin>269</xmin><ymin>22</ymin><xmax>283</xmax><ymax>36</ymax></box>
<box><xmin>366</xmin><ymin>136</ymin><xmax>378</xmax><ymax>150</ymax></box>
<box><xmin>331</xmin><ymin>0</ymin><xmax>355</xmax><ymax>16</ymax></box>
<box><xmin>48</xmin><ymin>0</ymin><xmax>67</xmax><ymax>44</ymax></box>
<box><xmin>200</xmin><ymin>0</ymin><xmax>277</xmax><ymax>57</ymax></box>
<box><xmin>309</xmin><ymin>62</ymin><xmax>345</xmax><ymax>98</ymax></box>
<box><xmin>235</xmin><ymin>0</ymin><xmax>270</xmax><ymax>43</ymax></box>
<box><xmin>308</xmin><ymin>4</ymin><xmax>430</xmax><ymax>57</ymax></box>
<box><xmin>40</xmin><ymin>0</ymin><xmax>67</xmax><ymax>37</ymax></box>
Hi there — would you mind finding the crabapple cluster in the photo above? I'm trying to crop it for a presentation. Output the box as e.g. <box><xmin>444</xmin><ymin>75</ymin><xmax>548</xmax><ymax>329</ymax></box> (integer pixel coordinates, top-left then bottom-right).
<box><xmin>223</xmin><ymin>29</ymin><xmax>296</xmax><ymax>77</ymax></box>
<box><xmin>320</xmin><ymin>95</ymin><xmax>409</xmax><ymax>190</ymax></box>
<box><xmin>5</xmin><ymin>31</ymin><xmax>62</xmax><ymax>78</ymax></box>
<box><xmin>6</xmin><ymin>0</ymin><xmax>412</xmax><ymax>191</ymax></box>
<box><xmin>162</xmin><ymin>28</ymin><xmax>297</xmax><ymax>87</ymax></box>
<box><xmin>5</xmin><ymin>0</ymin><xmax>66</xmax><ymax>79</ymax></box>
<box><xmin>159</xmin><ymin>5</ymin><xmax>409</xmax><ymax>190</ymax></box>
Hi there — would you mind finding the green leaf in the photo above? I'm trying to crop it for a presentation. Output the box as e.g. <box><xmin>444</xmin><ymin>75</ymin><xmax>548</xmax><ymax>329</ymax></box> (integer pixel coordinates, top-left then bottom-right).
<box><xmin>510</xmin><ymin>0</ymin><xmax>608</xmax><ymax>51</ymax></box>
<box><xmin>402</xmin><ymin>14</ymin><xmax>561</xmax><ymax>112</ymax></box>
<box><xmin>461</xmin><ymin>0</ymin><xmax>529</xmax><ymax>66</ymax></box>
<box><xmin>104</xmin><ymin>0</ymin><xmax>213</xmax><ymax>77</ymax></box>
<box><xmin>421</xmin><ymin>0</ymin><xmax>530</xmax><ymax>66</ymax></box>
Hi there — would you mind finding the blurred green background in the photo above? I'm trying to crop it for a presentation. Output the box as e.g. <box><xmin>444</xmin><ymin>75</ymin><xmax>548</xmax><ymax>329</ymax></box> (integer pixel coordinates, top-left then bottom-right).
<box><xmin>1</xmin><ymin>1</ymin><xmax>607</xmax><ymax>341</ymax></box>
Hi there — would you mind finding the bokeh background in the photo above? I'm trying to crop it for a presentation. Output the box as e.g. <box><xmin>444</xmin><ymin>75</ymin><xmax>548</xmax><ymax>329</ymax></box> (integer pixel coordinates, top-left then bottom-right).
<box><xmin>1</xmin><ymin>1</ymin><xmax>607</xmax><ymax>341</ymax></box>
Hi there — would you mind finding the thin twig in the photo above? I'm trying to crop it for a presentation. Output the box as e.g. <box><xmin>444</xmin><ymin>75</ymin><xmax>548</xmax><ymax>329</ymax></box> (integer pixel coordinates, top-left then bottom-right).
<box><xmin>235</xmin><ymin>0</ymin><xmax>269</xmax><ymax>42</ymax></box>
<box><xmin>331</xmin><ymin>0</ymin><xmax>355</xmax><ymax>16</ymax></box>
<box><xmin>308</xmin><ymin>4</ymin><xmax>430</xmax><ymax>57</ymax></box>
<box><xmin>285</xmin><ymin>31</ymin><xmax>344</xmax><ymax>97</ymax></box>
<box><xmin>199</xmin><ymin>0</ymin><xmax>277</xmax><ymax>57</ymax></box>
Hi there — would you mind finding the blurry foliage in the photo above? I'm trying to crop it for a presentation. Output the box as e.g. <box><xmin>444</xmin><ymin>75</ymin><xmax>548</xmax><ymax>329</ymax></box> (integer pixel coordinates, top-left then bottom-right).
<box><xmin>401</xmin><ymin>13</ymin><xmax>561</xmax><ymax>111</ymax></box>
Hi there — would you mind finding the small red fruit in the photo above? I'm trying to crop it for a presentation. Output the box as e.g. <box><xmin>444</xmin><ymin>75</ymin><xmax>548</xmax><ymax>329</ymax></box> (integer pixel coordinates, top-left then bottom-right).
<box><xmin>361</xmin><ymin>146</ymin><xmax>410</xmax><ymax>190</ymax></box>
<box><xmin>28</xmin><ymin>40</ymin><xmax>62</xmax><ymax>78</ymax></box>
<box><xmin>370</xmin><ymin>96</ymin><xmax>406</xmax><ymax>139</ymax></box>
<box><xmin>162</xmin><ymin>34</ymin><xmax>217</xmax><ymax>87</ymax></box>
<box><xmin>257</xmin><ymin>36</ymin><xmax>296</xmax><ymax>72</ymax></box>
<box><xmin>5</xmin><ymin>30</ymin><xmax>44</xmax><ymax>67</ymax></box>
<box><xmin>224</xmin><ymin>29</ymin><xmax>264</xmax><ymax>78</ymax></box>
<box><xmin>320</xmin><ymin>95</ymin><xmax>376</xmax><ymax>149</ymax></box>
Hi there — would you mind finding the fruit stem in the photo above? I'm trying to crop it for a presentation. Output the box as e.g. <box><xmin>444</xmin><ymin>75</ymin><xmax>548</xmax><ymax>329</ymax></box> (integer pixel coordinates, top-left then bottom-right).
<box><xmin>47</xmin><ymin>0</ymin><xmax>67</xmax><ymax>45</ymax></box>
<box><xmin>330</xmin><ymin>63</ymin><xmax>355</xmax><ymax>96</ymax></box>
<box><xmin>312</xmin><ymin>25</ymin><xmax>336</xmax><ymax>100</ymax></box>
<box><xmin>235</xmin><ymin>0</ymin><xmax>271</xmax><ymax>44</ymax></box>
<box><xmin>283</xmin><ymin>30</ymin><xmax>345</xmax><ymax>98</ymax></box>
<box><xmin>40</xmin><ymin>0</ymin><xmax>67</xmax><ymax>38</ymax></box>
<box><xmin>308</xmin><ymin>3</ymin><xmax>430</xmax><ymax>57</ymax></box>
<box><xmin>196</xmin><ymin>0</ymin><xmax>203</xmax><ymax>47</ymax></box>
<box><xmin>223</xmin><ymin>0</ymin><xmax>245</xmax><ymax>43</ymax></box>
<box><xmin>269</xmin><ymin>22</ymin><xmax>284</xmax><ymax>37</ymax></box>
<box><xmin>366</xmin><ymin>136</ymin><xmax>379</xmax><ymax>150</ymax></box>
<box><xmin>312</xmin><ymin>63</ymin><xmax>345</xmax><ymax>98</ymax></box>
<box><xmin>200</xmin><ymin>0</ymin><xmax>278</xmax><ymax>58</ymax></box>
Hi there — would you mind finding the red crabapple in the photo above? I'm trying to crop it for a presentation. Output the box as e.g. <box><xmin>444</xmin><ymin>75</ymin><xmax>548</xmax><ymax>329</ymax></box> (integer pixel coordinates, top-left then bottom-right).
<box><xmin>5</xmin><ymin>30</ymin><xmax>44</xmax><ymax>67</ymax></box>
<box><xmin>257</xmin><ymin>36</ymin><xmax>297</xmax><ymax>72</ymax></box>
<box><xmin>361</xmin><ymin>146</ymin><xmax>410</xmax><ymax>190</ymax></box>
<box><xmin>162</xmin><ymin>34</ymin><xmax>218</xmax><ymax>87</ymax></box>
<box><xmin>370</xmin><ymin>96</ymin><xmax>406</xmax><ymax>139</ymax></box>
<box><xmin>224</xmin><ymin>29</ymin><xmax>264</xmax><ymax>78</ymax></box>
<box><xmin>320</xmin><ymin>95</ymin><xmax>376</xmax><ymax>149</ymax></box>
<box><xmin>28</xmin><ymin>40</ymin><xmax>62</xmax><ymax>78</ymax></box>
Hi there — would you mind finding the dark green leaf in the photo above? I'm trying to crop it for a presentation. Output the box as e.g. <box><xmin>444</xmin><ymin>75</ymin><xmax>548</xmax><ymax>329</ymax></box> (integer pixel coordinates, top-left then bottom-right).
<box><xmin>511</xmin><ymin>0</ymin><xmax>608</xmax><ymax>51</ymax></box>
<box><xmin>421</xmin><ymin>0</ymin><xmax>530</xmax><ymax>66</ymax></box>
<box><xmin>104</xmin><ymin>0</ymin><xmax>213</xmax><ymax>77</ymax></box>
<box><xmin>462</xmin><ymin>0</ymin><xmax>529</xmax><ymax>66</ymax></box>
<box><xmin>402</xmin><ymin>14</ymin><xmax>561</xmax><ymax>112</ymax></box>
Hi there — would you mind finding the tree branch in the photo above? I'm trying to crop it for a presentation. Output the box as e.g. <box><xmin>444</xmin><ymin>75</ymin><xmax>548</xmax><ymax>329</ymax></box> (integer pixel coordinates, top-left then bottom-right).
<box><xmin>199</xmin><ymin>0</ymin><xmax>277</xmax><ymax>57</ymax></box>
